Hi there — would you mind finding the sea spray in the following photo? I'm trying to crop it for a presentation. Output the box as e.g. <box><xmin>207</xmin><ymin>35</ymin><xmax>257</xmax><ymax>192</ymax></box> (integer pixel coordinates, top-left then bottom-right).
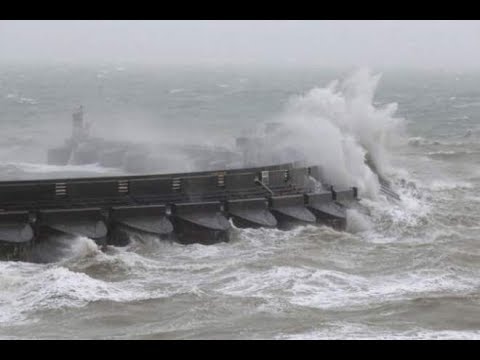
<box><xmin>249</xmin><ymin>68</ymin><xmax>406</xmax><ymax>199</ymax></box>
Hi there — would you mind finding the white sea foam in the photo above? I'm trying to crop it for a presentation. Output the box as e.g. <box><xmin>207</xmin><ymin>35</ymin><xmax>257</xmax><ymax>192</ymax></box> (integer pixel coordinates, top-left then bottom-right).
<box><xmin>453</xmin><ymin>101</ymin><xmax>480</xmax><ymax>109</ymax></box>
<box><xmin>4</xmin><ymin>93</ymin><xmax>38</xmax><ymax>105</ymax></box>
<box><xmin>250</xmin><ymin>68</ymin><xmax>405</xmax><ymax>199</ymax></box>
<box><xmin>429</xmin><ymin>179</ymin><xmax>473</xmax><ymax>191</ymax></box>
<box><xmin>346</xmin><ymin>208</ymin><xmax>372</xmax><ymax>233</ymax></box>
<box><xmin>0</xmin><ymin>244</ymin><xmax>180</xmax><ymax>325</ymax></box>
<box><xmin>214</xmin><ymin>259</ymin><xmax>476</xmax><ymax>311</ymax></box>
<box><xmin>168</xmin><ymin>88</ymin><xmax>185</xmax><ymax>94</ymax></box>
<box><xmin>277</xmin><ymin>325</ymin><xmax>480</xmax><ymax>340</ymax></box>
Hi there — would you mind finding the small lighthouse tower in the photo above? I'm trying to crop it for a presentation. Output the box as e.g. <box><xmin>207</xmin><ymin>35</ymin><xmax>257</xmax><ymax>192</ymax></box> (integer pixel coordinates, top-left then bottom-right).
<box><xmin>71</xmin><ymin>105</ymin><xmax>88</xmax><ymax>142</ymax></box>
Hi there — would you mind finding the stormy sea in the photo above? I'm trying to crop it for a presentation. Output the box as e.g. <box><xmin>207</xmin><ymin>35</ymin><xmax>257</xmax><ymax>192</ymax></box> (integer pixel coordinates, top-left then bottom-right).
<box><xmin>1</xmin><ymin>64</ymin><xmax>479</xmax><ymax>339</ymax></box>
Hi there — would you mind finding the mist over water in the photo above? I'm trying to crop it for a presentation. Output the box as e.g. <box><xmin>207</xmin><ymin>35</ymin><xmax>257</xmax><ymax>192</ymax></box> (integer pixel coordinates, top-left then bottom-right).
<box><xmin>1</xmin><ymin>64</ymin><xmax>480</xmax><ymax>339</ymax></box>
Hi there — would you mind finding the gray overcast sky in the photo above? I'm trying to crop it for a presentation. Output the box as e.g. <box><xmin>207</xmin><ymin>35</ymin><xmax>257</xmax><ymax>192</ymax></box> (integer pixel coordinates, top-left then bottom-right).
<box><xmin>1</xmin><ymin>20</ymin><xmax>479</xmax><ymax>69</ymax></box>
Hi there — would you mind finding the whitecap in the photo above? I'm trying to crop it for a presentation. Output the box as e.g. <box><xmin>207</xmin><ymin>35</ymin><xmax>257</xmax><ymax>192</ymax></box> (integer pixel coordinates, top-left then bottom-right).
<box><xmin>168</xmin><ymin>88</ymin><xmax>185</xmax><ymax>94</ymax></box>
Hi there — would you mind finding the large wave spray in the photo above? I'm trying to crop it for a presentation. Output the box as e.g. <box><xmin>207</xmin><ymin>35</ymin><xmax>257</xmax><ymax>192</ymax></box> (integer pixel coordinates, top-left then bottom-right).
<box><xmin>255</xmin><ymin>69</ymin><xmax>405</xmax><ymax>199</ymax></box>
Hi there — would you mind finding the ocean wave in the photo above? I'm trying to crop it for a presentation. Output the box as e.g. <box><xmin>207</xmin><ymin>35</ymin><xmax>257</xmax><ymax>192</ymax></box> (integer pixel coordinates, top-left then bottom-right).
<box><xmin>408</xmin><ymin>137</ymin><xmax>442</xmax><ymax>147</ymax></box>
<box><xmin>408</xmin><ymin>136</ymin><xmax>476</xmax><ymax>148</ymax></box>
<box><xmin>0</xmin><ymin>226</ymin><xmax>330</xmax><ymax>324</ymax></box>
<box><xmin>0</xmin><ymin>242</ymin><xmax>181</xmax><ymax>325</ymax></box>
<box><xmin>428</xmin><ymin>179</ymin><xmax>474</xmax><ymax>191</ymax></box>
<box><xmin>215</xmin><ymin>261</ymin><xmax>475</xmax><ymax>312</ymax></box>
<box><xmin>168</xmin><ymin>88</ymin><xmax>185</xmax><ymax>94</ymax></box>
<box><xmin>243</xmin><ymin>68</ymin><xmax>405</xmax><ymax>200</ymax></box>
<box><xmin>0</xmin><ymin>213</ymin><xmax>477</xmax><ymax>336</ymax></box>
<box><xmin>4</xmin><ymin>93</ymin><xmax>38</xmax><ymax>105</ymax></box>
<box><xmin>449</xmin><ymin>115</ymin><xmax>470</xmax><ymax>121</ymax></box>
<box><xmin>453</xmin><ymin>101</ymin><xmax>480</xmax><ymax>109</ymax></box>
<box><xmin>355</xmin><ymin>176</ymin><xmax>432</xmax><ymax>242</ymax></box>
<box><xmin>427</xmin><ymin>150</ymin><xmax>479</xmax><ymax>161</ymax></box>
<box><xmin>277</xmin><ymin>325</ymin><xmax>480</xmax><ymax>340</ymax></box>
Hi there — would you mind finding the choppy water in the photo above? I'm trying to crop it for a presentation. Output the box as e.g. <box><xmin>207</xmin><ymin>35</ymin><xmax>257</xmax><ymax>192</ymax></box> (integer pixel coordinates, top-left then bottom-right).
<box><xmin>1</xmin><ymin>64</ymin><xmax>480</xmax><ymax>339</ymax></box>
